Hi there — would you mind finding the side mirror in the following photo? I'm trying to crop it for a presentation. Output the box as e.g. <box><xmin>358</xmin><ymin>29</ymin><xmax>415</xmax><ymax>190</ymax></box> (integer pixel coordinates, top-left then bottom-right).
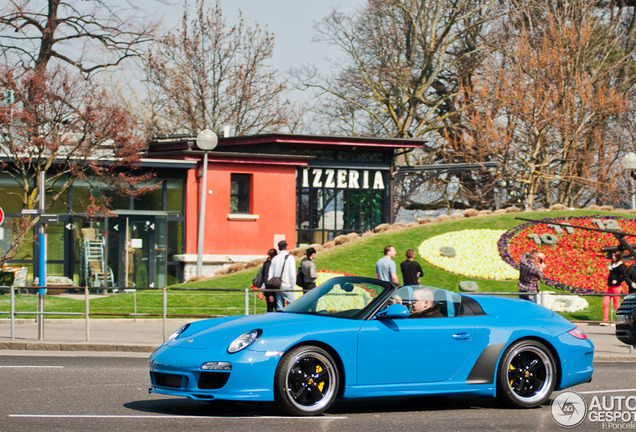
<box><xmin>376</xmin><ymin>303</ymin><xmax>410</xmax><ymax>320</ymax></box>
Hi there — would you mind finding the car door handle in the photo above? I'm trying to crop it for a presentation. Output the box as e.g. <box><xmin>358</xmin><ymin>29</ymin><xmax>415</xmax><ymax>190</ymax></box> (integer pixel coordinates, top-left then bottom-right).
<box><xmin>452</xmin><ymin>332</ymin><xmax>472</xmax><ymax>340</ymax></box>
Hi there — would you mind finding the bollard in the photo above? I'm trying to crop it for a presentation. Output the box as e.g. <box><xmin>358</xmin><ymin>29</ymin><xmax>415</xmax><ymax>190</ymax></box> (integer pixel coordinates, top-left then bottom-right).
<box><xmin>162</xmin><ymin>287</ymin><xmax>167</xmax><ymax>341</ymax></box>
<box><xmin>85</xmin><ymin>286</ymin><xmax>90</xmax><ymax>342</ymax></box>
<box><xmin>10</xmin><ymin>285</ymin><xmax>15</xmax><ymax>340</ymax></box>
<box><xmin>244</xmin><ymin>288</ymin><xmax>249</xmax><ymax>315</ymax></box>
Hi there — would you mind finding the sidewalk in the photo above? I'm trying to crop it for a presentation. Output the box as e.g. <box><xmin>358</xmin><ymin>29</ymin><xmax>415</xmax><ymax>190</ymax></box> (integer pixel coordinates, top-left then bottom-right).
<box><xmin>0</xmin><ymin>318</ymin><xmax>635</xmax><ymax>361</ymax></box>
<box><xmin>0</xmin><ymin>318</ymin><xmax>191</xmax><ymax>353</ymax></box>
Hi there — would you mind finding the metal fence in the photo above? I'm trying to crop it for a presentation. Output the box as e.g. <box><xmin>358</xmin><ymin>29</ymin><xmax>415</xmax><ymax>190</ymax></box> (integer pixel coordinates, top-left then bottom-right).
<box><xmin>0</xmin><ymin>285</ymin><xmax>627</xmax><ymax>342</ymax></box>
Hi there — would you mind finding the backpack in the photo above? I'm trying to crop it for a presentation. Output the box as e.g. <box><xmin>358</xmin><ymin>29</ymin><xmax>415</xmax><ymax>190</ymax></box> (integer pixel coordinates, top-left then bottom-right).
<box><xmin>296</xmin><ymin>262</ymin><xmax>305</xmax><ymax>287</ymax></box>
<box><xmin>252</xmin><ymin>265</ymin><xmax>265</xmax><ymax>287</ymax></box>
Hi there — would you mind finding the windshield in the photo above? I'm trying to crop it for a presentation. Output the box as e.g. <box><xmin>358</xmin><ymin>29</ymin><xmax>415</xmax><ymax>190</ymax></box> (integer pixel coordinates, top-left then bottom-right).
<box><xmin>283</xmin><ymin>276</ymin><xmax>392</xmax><ymax>319</ymax></box>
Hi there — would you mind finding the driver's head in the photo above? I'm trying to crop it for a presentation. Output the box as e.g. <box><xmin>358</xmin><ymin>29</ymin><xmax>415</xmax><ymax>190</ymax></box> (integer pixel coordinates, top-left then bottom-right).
<box><xmin>412</xmin><ymin>288</ymin><xmax>434</xmax><ymax>312</ymax></box>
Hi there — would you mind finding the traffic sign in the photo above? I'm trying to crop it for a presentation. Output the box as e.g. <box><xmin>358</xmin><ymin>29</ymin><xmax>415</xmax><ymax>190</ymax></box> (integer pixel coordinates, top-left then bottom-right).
<box><xmin>0</xmin><ymin>206</ymin><xmax>3</xmax><ymax>225</ymax></box>
<box><xmin>39</xmin><ymin>214</ymin><xmax>59</xmax><ymax>224</ymax></box>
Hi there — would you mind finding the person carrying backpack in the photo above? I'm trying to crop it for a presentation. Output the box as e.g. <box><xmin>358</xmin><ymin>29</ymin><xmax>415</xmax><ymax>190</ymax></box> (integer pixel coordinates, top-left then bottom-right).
<box><xmin>297</xmin><ymin>247</ymin><xmax>317</xmax><ymax>291</ymax></box>
<box><xmin>253</xmin><ymin>248</ymin><xmax>278</xmax><ymax>312</ymax></box>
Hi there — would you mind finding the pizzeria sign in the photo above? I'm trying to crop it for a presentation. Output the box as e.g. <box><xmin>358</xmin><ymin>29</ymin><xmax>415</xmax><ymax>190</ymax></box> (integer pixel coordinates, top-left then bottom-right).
<box><xmin>300</xmin><ymin>168</ymin><xmax>386</xmax><ymax>190</ymax></box>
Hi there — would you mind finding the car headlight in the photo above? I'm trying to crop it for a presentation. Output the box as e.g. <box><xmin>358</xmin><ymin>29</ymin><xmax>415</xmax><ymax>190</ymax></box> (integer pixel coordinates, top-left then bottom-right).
<box><xmin>227</xmin><ymin>329</ymin><xmax>262</xmax><ymax>354</ymax></box>
<box><xmin>164</xmin><ymin>323</ymin><xmax>190</xmax><ymax>344</ymax></box>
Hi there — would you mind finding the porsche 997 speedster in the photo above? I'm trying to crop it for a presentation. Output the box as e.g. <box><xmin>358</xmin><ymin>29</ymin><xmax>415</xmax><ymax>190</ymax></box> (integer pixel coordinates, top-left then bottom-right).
<box><xmin>148</xmin><ymin>276</ymin><xmax>593</xmax><ymax>416</ymax></box>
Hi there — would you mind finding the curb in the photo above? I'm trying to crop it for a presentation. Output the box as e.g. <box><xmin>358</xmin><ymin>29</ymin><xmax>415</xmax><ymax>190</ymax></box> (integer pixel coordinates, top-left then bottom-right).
<box><xmin>594</xmin><ymin>355</ymin><xmax>636</xmax><ymax>362</ymax></box>
<box><xmin>1</xmin><ymin>341</ymin><xmax>635</xmax><ymax>361</ymax></box>
<box><xmin>0</xmin><ymin>342</ymin><xmax>157</xmax><ymax>353</ymax></box>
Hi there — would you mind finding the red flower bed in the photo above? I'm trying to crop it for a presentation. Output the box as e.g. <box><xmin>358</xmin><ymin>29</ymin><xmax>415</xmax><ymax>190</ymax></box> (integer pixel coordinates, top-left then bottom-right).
<box><xmin>499</xmin><ymin>216</ymin><xmax>636</xmax><ymax>294</ymax></box>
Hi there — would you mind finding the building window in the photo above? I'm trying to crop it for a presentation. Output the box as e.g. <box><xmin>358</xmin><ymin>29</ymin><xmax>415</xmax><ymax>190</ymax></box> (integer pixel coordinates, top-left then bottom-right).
<box><xmin>230</xmin><ymin>174</ymin><xmax>251</xmax><ymax>213</ymax></box>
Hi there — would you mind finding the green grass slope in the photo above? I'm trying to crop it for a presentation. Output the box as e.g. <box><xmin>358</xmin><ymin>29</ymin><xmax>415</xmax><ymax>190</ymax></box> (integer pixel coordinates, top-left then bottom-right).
<box><xmin>195</xmin><ymin>209</ymin><xmax>631</xmax><ymax>321</ymax></box>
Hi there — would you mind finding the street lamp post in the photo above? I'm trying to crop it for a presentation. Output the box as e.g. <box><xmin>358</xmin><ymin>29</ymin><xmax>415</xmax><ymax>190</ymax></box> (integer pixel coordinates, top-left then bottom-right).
<box><xmin>623</xmin><ymin>152</ymin><xmax>636</xmax><ymax>210</ymax></box>
<box><xmin>196</xmin><ymin>129</ymin><xmax>218</xmax><ymax>276</ymax></box>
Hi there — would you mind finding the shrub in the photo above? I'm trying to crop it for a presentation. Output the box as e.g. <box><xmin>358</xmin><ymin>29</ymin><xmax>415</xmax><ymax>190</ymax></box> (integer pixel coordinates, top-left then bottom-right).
<box><xmin>309</xmin><ymin>243</ymin><xmax>324</xmax><ymax>252</ymax></box>
<box><xmin>390</xmin><ymin>222</ymin><xmax>405</xmax><ymax>230</ymax></box>
<box><xmin>290</xmin><ymin>247</ymin><xmax>307</xmax><ymax>257</ymax></box>
<box><xmin>227</xmin><ymin>262</ymin><xmax>247</xmax><ymax>273</ymax></box>
<box><xmin>0</xmin><ymin>271</ymin><xmax>14</xmax><ymax>287</ymax></box>
<box><xmin>600</xmin><ymin>205</ymin><xmax>615</xmax><ymax>211</ymax></box>
<box><xmin>333</xmin><ymin>235</ymin><xmax>350</xmax><ymax>245</ymax></box>
<box><xmin>463</xmin><ymin>208</ymin><xmax>479</xmax><ymax>218</ymax></box>
<box><xmin>417</xmin><ymin>217</ymin><xmax>434</xmax><ymax>225</ymax></box>
<box><xmin>437</xmin><ymin>214</ymin><xmax>450</xmax><ymax>222</ymax></box>
<box><xmin>374</xmin><ymin>223</ymin><xmax>391</xmax><ymax>233</ymax></box>
<box><xmin>346</xmin><ymin>232</ymin><xmax>360</xmax><ymax>241</ymax></box>
<box><xmin>549</xmin><ymin>203</ymin><xmax>567</xmax><ymax>211</ymax></box>
<box><xmin>478</xmin><ymin>209</ymin><xmax>492</xmax><ymax>216</ymax></box>
<box><xmin>246</xmin><ymin>258</ymin><xmax>266</xmax><ymax>268</ymax></box>
<box><xmin>451</xmin><ymin>213</ymin><xmax>464</xmax><ymax>220</ymax></box>
<box><xmin>323</xmin><ymin>241</ymin><xmax>336</xmax><ymax>249</ymax></box>
<box><xmin>505</xmin><ymin>206</ymin><xmax>521</xmax><ymax>213</ymax></box>
<box><xmin>186</xmin><ymin>274</ymin><xmax>212</xmax><ymax>283</ymax></box>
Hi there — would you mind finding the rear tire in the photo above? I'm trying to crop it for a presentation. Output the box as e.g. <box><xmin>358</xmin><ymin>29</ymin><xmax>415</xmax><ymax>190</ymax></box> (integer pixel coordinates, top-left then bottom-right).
<box><xmin>274</xmin><ymin>345</ymin><xmax>339</xmax><ymax>416</ymax></box>
<box><xmin>496</xmin><ymin>340</ymin><xmax>556</xmax><ymax>408</ymax></box>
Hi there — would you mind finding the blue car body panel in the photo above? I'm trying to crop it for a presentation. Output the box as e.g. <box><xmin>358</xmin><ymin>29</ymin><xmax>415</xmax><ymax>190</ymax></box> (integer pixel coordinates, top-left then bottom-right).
<box><xmin>148</xmin><ymin>279</ymin><xmax>594</xmax><ymax>405</ymax></box>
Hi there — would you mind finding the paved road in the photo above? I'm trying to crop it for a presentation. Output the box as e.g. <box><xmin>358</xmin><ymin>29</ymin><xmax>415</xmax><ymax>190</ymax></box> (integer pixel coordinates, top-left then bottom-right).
<box><xmin>1</xmin><ymin>353</ymin><xmax>635</xmax><ymax>432</ymax></box>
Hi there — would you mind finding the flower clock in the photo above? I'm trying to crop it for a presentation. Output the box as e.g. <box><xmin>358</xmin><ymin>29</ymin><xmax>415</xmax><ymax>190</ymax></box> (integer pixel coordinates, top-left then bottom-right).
<box><xmin>499</xmin><ymin>216</ymin><xmax>636</xmax><ymax>294</ymax></box>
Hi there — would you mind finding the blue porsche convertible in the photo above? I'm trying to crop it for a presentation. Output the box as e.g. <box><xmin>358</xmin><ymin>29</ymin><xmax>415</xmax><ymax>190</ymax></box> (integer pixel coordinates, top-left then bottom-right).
<box><xmin>148</xmin><ymin>276</ymin><xmax>594</xmax><ymax>416</ymax></box>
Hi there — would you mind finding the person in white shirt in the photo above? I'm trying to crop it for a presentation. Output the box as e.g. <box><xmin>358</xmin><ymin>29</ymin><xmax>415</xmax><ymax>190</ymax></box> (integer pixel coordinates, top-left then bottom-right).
<box><xmin>267</xmin><ymin>240</ymin><xmax>296</xmax><ymax>310</ymax></box>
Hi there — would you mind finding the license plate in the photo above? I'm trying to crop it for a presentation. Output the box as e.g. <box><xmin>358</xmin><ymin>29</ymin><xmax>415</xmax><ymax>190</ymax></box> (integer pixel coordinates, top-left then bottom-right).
<box><xmin>616</xmin><ymin>315</ymin><xmax>627</xmax><ymax>324</ymax></box>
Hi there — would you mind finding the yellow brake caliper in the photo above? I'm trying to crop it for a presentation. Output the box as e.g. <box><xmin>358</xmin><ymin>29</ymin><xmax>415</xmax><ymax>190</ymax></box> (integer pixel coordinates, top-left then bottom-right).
<box><xmin>509</xmin><ymin>364</ymin><xmax>515</xmax><ymax>386</ymax></box>
<box><xmin>316</xmin><ymin>365</ymin><xmax>325</xmax><ymax>392</ymax></box>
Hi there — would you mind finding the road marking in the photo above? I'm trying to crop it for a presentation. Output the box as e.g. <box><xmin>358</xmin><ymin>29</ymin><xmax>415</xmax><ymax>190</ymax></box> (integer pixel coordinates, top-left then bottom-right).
<box><xmin>0</xmin><ymin>366</ymin><xmax>63</xmax><ymax>368</ymax></box>
<box><xmin>578</xmin><ymin>388</ymin><xmax>636</xmax><ymax>394</ymax></box>
<box><xmin>9</xmin><ymin>414</ymin><xmax>347</xmax><ymax>420</ymax></box>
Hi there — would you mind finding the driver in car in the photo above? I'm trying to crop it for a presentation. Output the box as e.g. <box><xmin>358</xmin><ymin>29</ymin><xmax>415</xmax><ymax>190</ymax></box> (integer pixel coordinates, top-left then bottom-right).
<box><xmin>409</xmin><ymin>287</ymin><xmax>443</xmax><ymax>318</ymax></box>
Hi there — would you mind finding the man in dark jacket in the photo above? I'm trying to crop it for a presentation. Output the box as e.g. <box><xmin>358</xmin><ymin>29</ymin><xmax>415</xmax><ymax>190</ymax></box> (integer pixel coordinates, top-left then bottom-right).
<box><xmin>299</xmin><ymin>247</ymin><xmax>318</xmax><ymax>291</ymax></box>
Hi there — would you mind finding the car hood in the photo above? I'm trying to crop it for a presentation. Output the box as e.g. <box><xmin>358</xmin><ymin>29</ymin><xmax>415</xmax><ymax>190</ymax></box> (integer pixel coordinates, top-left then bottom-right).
<box><xmin>167</xmin><ymin>312</ymin><xmax>362</xmax><ymax>351</ymax></box>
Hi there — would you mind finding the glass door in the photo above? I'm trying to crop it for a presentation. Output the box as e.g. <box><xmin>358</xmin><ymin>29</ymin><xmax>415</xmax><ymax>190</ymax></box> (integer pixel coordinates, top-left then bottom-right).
<box><xmin>115</xmin><ymin>213</ymin><xmax>167</xmax><ymax>288</ymax></box>
<box><xmin>121</xmin><ymin>216</ymin><xmax>154</xmax><ymax>288</ymax></box>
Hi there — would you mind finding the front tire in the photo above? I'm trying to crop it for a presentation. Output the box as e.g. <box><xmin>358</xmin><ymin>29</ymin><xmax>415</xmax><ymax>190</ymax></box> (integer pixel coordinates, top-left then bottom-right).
<box><xmin>275</xmin><ymin>345</ymin><xmax>339</xmax><ymax>416</ymax></box>
<box><xmin>496</xmin><ymin>340</ymin><xmax>556</xmax><ymax>408</ymax></box>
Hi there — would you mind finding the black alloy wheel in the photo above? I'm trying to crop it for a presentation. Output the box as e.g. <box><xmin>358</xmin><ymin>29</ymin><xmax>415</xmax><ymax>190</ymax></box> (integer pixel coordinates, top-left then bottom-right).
<box><xmin>274</xmin><ymin>345</ymin><xmax>339</xmax><ymax>416</ymax></box>
<box><xmin>496</xmin><ymin>340</ymin><xmax>557</xmax><ymax>408</ymax></box>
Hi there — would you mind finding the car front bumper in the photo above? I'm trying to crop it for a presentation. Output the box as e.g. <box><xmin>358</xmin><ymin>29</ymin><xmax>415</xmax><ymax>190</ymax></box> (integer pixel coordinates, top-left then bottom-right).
<box><xmin>148</xmin><ymin>345</ymin><xmax>282</xmax><ymax>402</ymax></box>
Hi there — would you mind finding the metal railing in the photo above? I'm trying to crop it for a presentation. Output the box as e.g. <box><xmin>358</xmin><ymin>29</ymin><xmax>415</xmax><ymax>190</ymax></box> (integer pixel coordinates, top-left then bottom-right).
<box><xmin>0</xmin><ymin>286</ymin><xmax>628</xmax><ymax>342</ymax></box>
<box><xmin>0</xmin><ymin>285</ymin><xmax>264</xmax><ymax>342</ymax></box>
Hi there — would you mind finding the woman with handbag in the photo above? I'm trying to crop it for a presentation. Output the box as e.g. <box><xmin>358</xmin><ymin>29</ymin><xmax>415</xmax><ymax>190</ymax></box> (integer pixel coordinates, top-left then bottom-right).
<box><xmin>259</xmin><ymin>248</ymin><xmax>277</xmax><ymax>312</ymax></box>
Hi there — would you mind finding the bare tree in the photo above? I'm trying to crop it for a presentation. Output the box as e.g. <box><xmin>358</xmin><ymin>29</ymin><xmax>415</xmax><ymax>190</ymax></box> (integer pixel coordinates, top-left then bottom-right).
<box><xmin>298</xmin><ymin>0</ymin><xmax>499</xmax><ymax>216</ymax></box>
<box><xmin>143</xmin><ymin>0</ymin><xmax>299</xmax><ymax>136</ymax></box>
<box><xmin>0</xmin><ymin>0</ymin><xmax>155</xmax><ymax>265</ymax></box>
<box><xmin>468</xmin><ymin>0</ymin><xmax>635</xmax><ymax>210</ymax></box>
<box><xmin>0</xmin><ymin>0</ymin><xmax>155</xmax><ymax>76</ymax></box>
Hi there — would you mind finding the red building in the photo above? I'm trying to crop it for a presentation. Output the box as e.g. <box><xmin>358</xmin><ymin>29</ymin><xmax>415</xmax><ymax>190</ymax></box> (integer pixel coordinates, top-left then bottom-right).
<box><xmin>148</xmin><ymin>133</ymin><xmax>423</xmax><ymax>279</ymax></box>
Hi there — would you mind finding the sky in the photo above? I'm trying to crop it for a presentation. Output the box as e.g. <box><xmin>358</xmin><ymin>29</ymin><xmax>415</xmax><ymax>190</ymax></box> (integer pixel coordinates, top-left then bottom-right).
<box><xmin>146</xmin><ymin>0</ymin><xmax>365</xmax><ymax>74</ymax></box>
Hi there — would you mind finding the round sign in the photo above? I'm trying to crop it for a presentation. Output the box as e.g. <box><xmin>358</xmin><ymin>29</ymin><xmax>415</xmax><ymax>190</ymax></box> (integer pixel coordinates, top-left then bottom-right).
<box><xmin>0</xmin><ymin>206</ymin><xmax>4</xmax><ymax>226</ymax></box>
<box><xmin>551</xmin><ymin>391</ymin><xmax>587</xmax><ymax>428</ymax></box>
